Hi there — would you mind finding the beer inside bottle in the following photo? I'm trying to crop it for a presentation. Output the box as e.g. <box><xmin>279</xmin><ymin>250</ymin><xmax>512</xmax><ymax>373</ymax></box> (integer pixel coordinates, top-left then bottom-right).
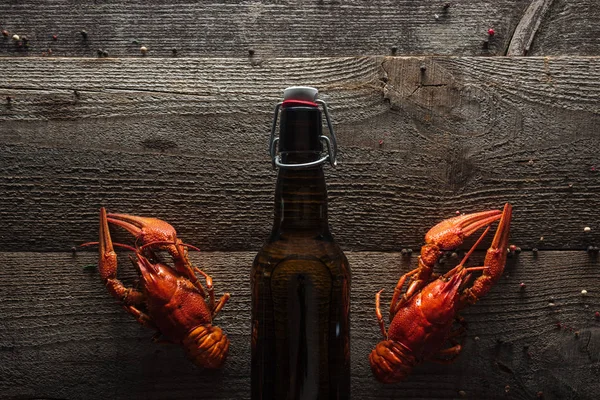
<box><xmin>251</xmin><ymin>87</ymin><xmax>351</xmax><ymax>399</ymax></box>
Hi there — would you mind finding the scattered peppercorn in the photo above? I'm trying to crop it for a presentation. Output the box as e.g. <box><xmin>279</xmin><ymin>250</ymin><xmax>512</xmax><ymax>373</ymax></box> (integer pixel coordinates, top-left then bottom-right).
<box><xmin>140</xmin><ymin>46</ymin><xmax>148</xmax><ymax>54</ymax></box>
<box><xmin>248</xmin><ymin>48</ymin><xmax>255</xmax><ymax>56</ymax></box>
<box><xmin>80</xmin><ymin>30</ymin><xmax>88</xmax><ymax>39</ymax></box>
<box><xmin>2</xmin><ymin>30</ymin><xmax>9</xmax><ymax>37</ymax></box>
<box><xmin>488</xmin><ymin>28</ymin><xmax>495</xmax><ymax>36</ymax></box>
<box><xmin>12</xmin><ymin>34</ymin><xmax>20</xmax><ymax>41</ymax></box>
<box><xmin>52</xmin><ymin>34</ymin><xmax>58</xmax><ymax>41</ymax></box>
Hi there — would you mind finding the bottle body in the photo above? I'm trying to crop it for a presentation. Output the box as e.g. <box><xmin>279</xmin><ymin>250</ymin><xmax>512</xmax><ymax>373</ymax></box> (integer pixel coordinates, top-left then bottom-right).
<box><xmin>251</xmin><ymin>100</ymin><xmax>350</xmax><ymax>400</ymax></box>
<box><xmin>252</xmin><ymin>231</ymin><xmax>350</xmax><ymax>399</ymax></box>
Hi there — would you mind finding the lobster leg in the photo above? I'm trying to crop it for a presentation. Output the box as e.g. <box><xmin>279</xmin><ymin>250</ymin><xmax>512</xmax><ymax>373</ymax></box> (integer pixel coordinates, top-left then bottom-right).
<box><xmin>388</xmin><ymin>267</ymin><xmax>419</xmax><ymax>321</ymax></box>
<box><xmin>194</xmin><ymin>267</ymin><xmax>215</xmax><ymax>309</ymax></box>
<box><xmin>125</xmin><ymin>305</ymin><xmax>156</xmax><ymax>330</ymax></box>
<box><xmin>98</xmin><ymin>207</ymin><xmax>145</xmax><ymax>307</ymax></box>
<box><xmin>376</xmin><ymin>289</ymin><xmax>388</xmax><ymax>338</ymax></box>
<box><xmin>192</xmin><ymin>266</ymin><xmax>230</xmax><ymax>317</ymax></box>
<box><xmin>212</xmin><ymin>293</ymin><xmax>231</xmax><ymax>318</ymax></box>
<box><xmin>459</xmin><ymin>203</ymin><xmax>512</xmax><ymax>308</ymax></box>
<box><xmin>430</xmin><ymin>344</ymin><xmax>463</xmax><ymax>364</ymax></box>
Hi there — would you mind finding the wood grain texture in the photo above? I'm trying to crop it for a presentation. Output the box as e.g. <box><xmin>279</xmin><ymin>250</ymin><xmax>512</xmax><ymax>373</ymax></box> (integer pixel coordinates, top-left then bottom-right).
<box><xmin>1</xmin><ymin>56</ymin><xmax>599</xmax><ymax>252</ymax></box>
<box><xmin>0</xmin><ymin>0</ymin><xmax>533</xmax><ymax>57</ymax></box>
<box><xmin>529</xmin><ymin>0</ymin><xmax>600</xmax><ymax>56</ymax></box>
<box><xmin>1</xmin><ymin>251</ymin><xmax>599</xmax><ymax>399</ymax></box>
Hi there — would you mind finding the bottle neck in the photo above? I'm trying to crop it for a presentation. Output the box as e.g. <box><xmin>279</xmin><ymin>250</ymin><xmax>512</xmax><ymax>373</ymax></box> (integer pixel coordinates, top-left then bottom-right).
<box><xmin>271</xmin><ymin>104</ymin><xmax>330</xmax><ymax>236</ymax></box>
<box><xmin>272</xmin><ymin>166</ymin><xmax>329</xmax><ymax>235</ymax></box>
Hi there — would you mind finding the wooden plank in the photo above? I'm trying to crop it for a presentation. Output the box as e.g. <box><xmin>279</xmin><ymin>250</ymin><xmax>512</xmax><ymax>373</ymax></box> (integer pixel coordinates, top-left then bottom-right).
<box><xmin>1</xmin><ymin>56</ymin><xmax>599</xmax><ymax>252</ymax></box>
<box><xmin>0</xmin><ymin>0</ymin><xmax>535</xmax><ymax>57</ymax></box>
<box><xmin>1</xmin><ymin>251</ymin><xmax>599</xmax><ymax>399</ymax></box>
<box><xmin>528</xmin><ymin>0</ymin><xmax>600</xmax><ymax>56</ymax></box>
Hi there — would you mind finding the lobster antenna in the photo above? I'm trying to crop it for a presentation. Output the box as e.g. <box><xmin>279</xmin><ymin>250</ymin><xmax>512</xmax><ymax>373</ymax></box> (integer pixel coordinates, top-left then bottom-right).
<box><xmin>139</xmin><ymin>240</ymin><xmax>201</xmax><ymax>252</ymax></box>
<box><xmin>80</xmin><ymin>241</ymin><xmax>137</xmax><ymax>252</ymax></box>
<box><xmin>444</xmin><ymin>226</ymin><xmax>491</xmax><ymax>279</ymax></box>
<box><xmin>460</xmin><ymin>226</ymin><xmax>490</xmax><ymax>266</ymax></box>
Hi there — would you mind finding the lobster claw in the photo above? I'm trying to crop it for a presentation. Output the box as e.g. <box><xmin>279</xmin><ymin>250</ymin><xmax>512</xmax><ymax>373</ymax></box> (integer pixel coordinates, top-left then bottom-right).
<box><xmin>107</xmin><ymin>213</ymin><xmax>179</xmax><ymax>248</ymax></box>
<box><xmin>98</xmin><ymin>207</ymin><xmax>118</xmax><ymax>281</ymax></box>
<box><xmin>107</xmin><ymin>212</ymin><xmax>207</xmax><ymax>297</ymax></box>
<box><xmin>425</xmin><ymin>209</ymin><xmax>503</xmax><ymax>250</ymax></box>
<box><xmin>420</xmin><ymin>209</ymin><xmax>503</xmax><ymax>268</ymax></box>
<box><xmin>458</xmin><ymin>203</ymin><xmax>512</xmax><ymax>306</ymax></box>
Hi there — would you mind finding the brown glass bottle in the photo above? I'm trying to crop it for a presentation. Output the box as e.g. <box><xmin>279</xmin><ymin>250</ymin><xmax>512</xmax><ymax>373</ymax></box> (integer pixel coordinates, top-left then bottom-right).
<box><xmin>251</xmin><ymin>88</ymin><xmax>350</xmax><ymax>400</ymax></box>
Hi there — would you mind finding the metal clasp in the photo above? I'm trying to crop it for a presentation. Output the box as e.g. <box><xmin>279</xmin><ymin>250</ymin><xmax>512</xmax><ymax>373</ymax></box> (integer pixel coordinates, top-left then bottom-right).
<box><xmin>269</xmin><ymin>99</ymin><xmax>338</xmax><ymax>170</ymax></box>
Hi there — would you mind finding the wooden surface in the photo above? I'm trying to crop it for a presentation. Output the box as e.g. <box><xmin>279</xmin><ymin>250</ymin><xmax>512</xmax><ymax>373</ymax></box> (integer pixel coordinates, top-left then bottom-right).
<box><xmin>2</xmin><ymin>1</ymin><xmax>600</xmax><ymax>398</ymax></box>
<box><xmin>1</xmin><ymin>56</ymin><xmax>599</xmax><ymax>252</ymax></box>
<box><xmin>1</xmin><ymin>250</ymin><xmax>599</xmax><ymax>400</ymax></box>
<box><xmin>0</xmin><ymin>0</ymin><xmax>527</xmax><ymax>57</ymax></box>
<box><xmin>0</xmin><ymin>0</ymin><xmax>598</xmax><ymax>58</ymax></box>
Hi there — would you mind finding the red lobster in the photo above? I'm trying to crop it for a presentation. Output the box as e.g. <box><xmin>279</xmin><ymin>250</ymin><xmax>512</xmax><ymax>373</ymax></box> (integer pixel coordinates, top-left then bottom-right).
<box><xmin>84</xmin><ymin>208</ymin><xmax>230</xmax><ymax>369</ymax></box>
<box><xmin>370</xmin><ymin>203</ymin><xmax>512</xmax><ymax>383</ymax></box>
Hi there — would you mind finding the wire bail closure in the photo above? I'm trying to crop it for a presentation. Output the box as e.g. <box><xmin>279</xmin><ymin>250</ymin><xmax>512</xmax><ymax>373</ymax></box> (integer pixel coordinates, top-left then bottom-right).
<box><xmin>269</xmin><ymin>99</ymin><xmax>338</xmax><ymax>170</ymax></box>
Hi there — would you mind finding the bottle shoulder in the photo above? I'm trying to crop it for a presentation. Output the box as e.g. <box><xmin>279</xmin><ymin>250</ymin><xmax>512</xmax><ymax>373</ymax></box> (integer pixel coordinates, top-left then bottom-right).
<box><xmin>253</xmin><ymin>234</ymin><xmax>349</xmax><ymax>278</ymax></box>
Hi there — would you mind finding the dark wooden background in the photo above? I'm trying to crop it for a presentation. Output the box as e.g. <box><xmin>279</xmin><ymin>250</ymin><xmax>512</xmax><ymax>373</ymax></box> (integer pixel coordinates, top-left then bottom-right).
<box><xmin>1</xmin><ymin>1</ymin><xmax>599</xmax><ymax>399</ymax></box>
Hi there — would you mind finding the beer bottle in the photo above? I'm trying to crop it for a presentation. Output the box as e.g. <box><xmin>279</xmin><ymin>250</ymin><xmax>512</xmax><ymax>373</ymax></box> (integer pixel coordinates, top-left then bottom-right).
<box><xmin>251</xmin><ymin>87</ymin><xmax>351</xmax><ymax>399</ymax></box>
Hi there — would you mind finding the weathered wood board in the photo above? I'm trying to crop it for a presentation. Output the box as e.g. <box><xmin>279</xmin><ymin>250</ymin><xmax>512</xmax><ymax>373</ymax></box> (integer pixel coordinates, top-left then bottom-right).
<box><xmin>0</xmin><ymin>0</ymin><xmax>537</xmax><ymax>57</ymax></box>
<box><xmin>529</xmin><ymin>0</ymin><xmax>600</xmax><ymax>56</ymax></box>
<box><xmin>1</xmin><ymin>251</ymin><xmax>599</xmax><ymax>399</ymax></box>
<box><xmin>2</xmin><ymin>0</ymin><xmax>597</xmax><ymax>57</ymax></box>
<box><xmin>1</xmin><ymin>57</ymin><xmax>599</xmax><ymax>252</ymax></box>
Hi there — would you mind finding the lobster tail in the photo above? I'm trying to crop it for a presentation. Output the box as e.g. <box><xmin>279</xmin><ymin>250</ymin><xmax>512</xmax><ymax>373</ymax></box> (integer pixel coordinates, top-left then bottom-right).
<box><xmin>369</xmin><ymin>340</ymin><xmax>416</xmax><ymax>383</ymax></box>
<box><xmin>183</xmin><ymin>324</ymin><xmax>229</xmax><ymax>369</ymax></box>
